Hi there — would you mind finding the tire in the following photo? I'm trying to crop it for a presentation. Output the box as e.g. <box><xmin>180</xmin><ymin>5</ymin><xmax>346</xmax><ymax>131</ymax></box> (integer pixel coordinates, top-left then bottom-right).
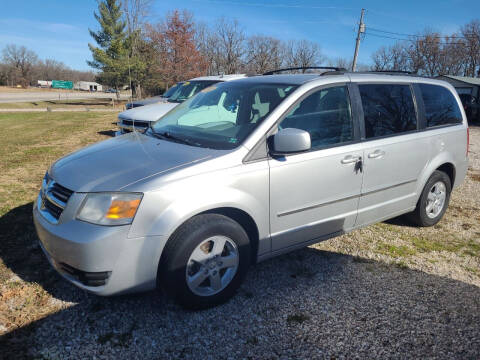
<box><xmin>408</xmin><ymin>170</ymin><xmax>451</xmax><ymax>227</ymax></box>
<box><xmin>158</xmin><ymin>214</ymin><xmax>251</xmax><ymax>309</ymax></box>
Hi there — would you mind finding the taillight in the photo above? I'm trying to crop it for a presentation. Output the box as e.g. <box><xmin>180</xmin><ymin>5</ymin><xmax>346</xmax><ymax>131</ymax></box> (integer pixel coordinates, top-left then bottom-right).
<box><xmin>467</xmin><ymin>127</ymin><xmax>470</xmax><ymax>156</ymax></box>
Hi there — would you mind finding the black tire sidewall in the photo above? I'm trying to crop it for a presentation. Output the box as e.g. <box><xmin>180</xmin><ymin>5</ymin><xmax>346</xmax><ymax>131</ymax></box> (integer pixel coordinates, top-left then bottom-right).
<box><xmin>416</xmin><ymin>171</ymin><xmax>451</xmax><ymax>227</ymax></box>
<box><xmin>161</xmin><ymin>214</ymin><xmax>251</xmax><ymax>309</ymax></box>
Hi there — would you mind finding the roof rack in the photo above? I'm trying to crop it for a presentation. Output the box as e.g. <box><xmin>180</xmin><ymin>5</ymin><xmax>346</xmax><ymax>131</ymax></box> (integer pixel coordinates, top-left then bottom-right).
<box><xmin>263</xmin><ymin>66</ymin><xmax>347</xmax><ymax>75</ymax></box>
<box><xmin>366</xmin><ymin>70</ymin><xmax>417</xmax><ymax>75</ymax></box>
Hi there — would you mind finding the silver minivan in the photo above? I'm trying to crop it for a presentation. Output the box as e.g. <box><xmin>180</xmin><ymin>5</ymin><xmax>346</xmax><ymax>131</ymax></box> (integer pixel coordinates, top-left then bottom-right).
<box><xmin>33</xmin><ymin>69</ymin><xmax>469</xmax><ymax>309</ymax></box>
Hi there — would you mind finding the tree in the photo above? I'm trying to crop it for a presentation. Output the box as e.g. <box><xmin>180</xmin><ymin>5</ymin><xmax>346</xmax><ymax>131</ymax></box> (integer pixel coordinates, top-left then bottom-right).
<box><xmin>123</xmin><ymin>0</ymin><xmax>153</xmax><ymax>98</ymax></box>
<box><xmin>245</xmin><ymin>35</ymin><xmax>283</xmax><ymax>74</ymax></box>
<box><xmin>461</xmin><ymin>20</ymin><xmax>480</xmax><ymax>77</ymax></box>
<box><xmin>88</xmin><ymin>0</ymin><xmax>129</xmax><ymax>93</ymax></box>
<box><xmin>284</xmin><ymin>40</ymin><xmax>324</xmax><ymax>71</ymax></box>
<box><xmin>146</xmin><ymin>10</ymin><xmax>207</xmax><ymax>87</ymax></box>
<box><xmin>371</xmin><ymin>43</ymin><xmax>409</xmax><ymax>72</ymax></box>
<box><xmin>1</xmin><ymin>44</ymin><xmax>38</xmax><ymax>87</ymax></box>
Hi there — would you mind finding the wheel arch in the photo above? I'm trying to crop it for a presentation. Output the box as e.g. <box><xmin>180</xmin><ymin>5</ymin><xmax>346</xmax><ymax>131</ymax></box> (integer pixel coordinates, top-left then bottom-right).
<box><xmin>158</xmin><ymin>205</ymin><xmax>262</xmax><ymax>273</ymax></box>
<box><xmin>201</xmin><ymin>207</ymin><xmax>260</xmax><ymax>265</ymax></box>
<box><xmin>436</xmin><ymin>162</ymin><xmax>455</xmax><ymax>187</ymax></box>
<box><xmin>416</xmin><ymin>152</ymin><xmax>457</xmax><ymax>204</ymax></box>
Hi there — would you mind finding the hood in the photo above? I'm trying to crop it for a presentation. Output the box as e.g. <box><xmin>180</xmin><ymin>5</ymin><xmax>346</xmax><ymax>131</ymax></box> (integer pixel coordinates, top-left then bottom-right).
<box><xmin>130</xmin><ymin>96</ymin><xmax>167</xmax><ymax>107</ymax></box>
<box><xmin>49</xmin><ymin>132</ymin><xmax>220</xmax><ymax>192</ymax></box>
<box><xmin>119</xmin><ymin>102</ymin><xmax>179</xmax><ymax>122</ymax></box>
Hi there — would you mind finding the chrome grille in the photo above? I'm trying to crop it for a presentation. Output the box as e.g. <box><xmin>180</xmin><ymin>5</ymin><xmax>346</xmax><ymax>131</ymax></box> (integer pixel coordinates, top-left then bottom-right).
<box><xmin>38</xmin><ymin>174</ymin><xmax>73</xmax><ymax>223</ymax></box>
<box><xmin>122</xmin><ymin>119</ymin><xmax>149</xmax><ymax>128</ymax></box>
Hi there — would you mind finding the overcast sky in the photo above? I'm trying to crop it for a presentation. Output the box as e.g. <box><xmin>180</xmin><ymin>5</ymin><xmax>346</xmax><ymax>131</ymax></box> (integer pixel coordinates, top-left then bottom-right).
<box><xmin>1</xmin><ymin>0</ymin><xmax>478</xmax><ymax>70</ymax></box>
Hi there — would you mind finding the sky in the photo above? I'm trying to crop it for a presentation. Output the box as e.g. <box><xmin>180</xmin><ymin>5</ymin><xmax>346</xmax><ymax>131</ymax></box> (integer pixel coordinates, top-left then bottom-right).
<box><xmin>0</xmin><ymin>0</ymin><xmax>478</xmax><ymax>71</ymax></box>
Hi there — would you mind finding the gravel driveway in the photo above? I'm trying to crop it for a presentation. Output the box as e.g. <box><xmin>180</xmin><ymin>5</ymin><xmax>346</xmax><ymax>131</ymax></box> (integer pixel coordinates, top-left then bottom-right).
<box><xmin>1</xmin><ymin>126</ymin><xmax>479</xmax><ymax>359</ymax></box>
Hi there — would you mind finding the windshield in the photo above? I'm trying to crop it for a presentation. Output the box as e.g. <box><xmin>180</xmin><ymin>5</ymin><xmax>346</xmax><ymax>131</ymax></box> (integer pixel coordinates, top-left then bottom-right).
<box><xmin>151</xmin><ymin>81</ymin><xmax>298</xmax><ymax>149</ymax></box>
<box><xmin>162</xmin><ymin>83</ymin><xmax>182</xmax><ymax>98</ymax></box>
<box><xmin>168</xmin><ymin>80</ymin><xmax>220</xmax><ymax>103</ymax></box>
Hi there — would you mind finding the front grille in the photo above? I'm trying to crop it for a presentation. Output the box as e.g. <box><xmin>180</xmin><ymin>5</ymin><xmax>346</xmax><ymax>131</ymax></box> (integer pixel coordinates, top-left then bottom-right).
<box><xmin>51</xmin><ymin>183</ymin><xmax>73</xmax><ymax>203</ymax></box>
<box><xmin>39</xmin><ymin>177</ymin><xmax>74</xmax><ymax>222</ymax></box>
<box><xmin>122</xmin><ymin>119</ymin><xmax>148</xmax><ymax>128</ymax></box>
<box><xmin>60</xmin><ymin>262</ymin><xmax>111</xmax><ymax>287</ymax></box>
<box><xmin>44</xmin><ymin>198</ymin><xmax>63</xmax><ymax>219</ymax></box>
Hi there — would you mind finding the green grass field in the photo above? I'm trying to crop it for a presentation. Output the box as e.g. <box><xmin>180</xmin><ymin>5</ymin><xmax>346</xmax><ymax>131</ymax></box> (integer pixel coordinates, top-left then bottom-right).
<box><xmin>0</xmin><ymin>112</ymin><xmax>478</xmax><ymax>335</ymax></box>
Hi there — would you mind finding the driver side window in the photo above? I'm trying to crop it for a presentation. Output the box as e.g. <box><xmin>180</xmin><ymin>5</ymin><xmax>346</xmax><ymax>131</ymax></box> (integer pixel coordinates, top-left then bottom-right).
<box><xmin>279</xmin><ymin>86</ymin><xmax>354</xmax><ymax>150</ymax></box>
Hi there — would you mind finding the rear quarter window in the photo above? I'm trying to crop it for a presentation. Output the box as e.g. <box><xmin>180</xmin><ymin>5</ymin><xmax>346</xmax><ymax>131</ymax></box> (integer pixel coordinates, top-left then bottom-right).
<box><xmin>419</xmin><ymin>84</ymin><xmax>463</xmax><ymax>127</ymax></box>
<box><xmin>358</xmin><ymin>84</ymin><xmax>417</xmax><ymax>139</ymax></box>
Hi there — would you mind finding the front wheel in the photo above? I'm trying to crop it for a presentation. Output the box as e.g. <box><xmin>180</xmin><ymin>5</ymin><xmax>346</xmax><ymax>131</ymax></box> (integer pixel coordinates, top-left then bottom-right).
<box><xmin>408</xmin><ymin>170</ymin><xmax>451</xmax><ymax>227</ymax></box>
<box><xmin>159</xmin><ymin>214</ymin><xmax>251</xmax><ymax>309</ymax></box>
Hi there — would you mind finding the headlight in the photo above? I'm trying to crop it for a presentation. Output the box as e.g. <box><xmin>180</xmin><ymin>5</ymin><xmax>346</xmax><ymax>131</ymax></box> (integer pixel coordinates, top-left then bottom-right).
<box><xmin>76</xmin><ymin>193</ymin><xmax>143</xmax><ymax>225</ymax></box>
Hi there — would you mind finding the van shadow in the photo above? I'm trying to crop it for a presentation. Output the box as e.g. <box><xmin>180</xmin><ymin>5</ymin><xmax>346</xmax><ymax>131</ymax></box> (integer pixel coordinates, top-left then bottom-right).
<box><xmin>0</xmin><ymin>203</ymin><xmax>79</xmax><ymax>300</ymax></box>
<box><xmin>1</xmin><ymin>205</ymin><xmax>480</xmax><ymax>359</ymax></box>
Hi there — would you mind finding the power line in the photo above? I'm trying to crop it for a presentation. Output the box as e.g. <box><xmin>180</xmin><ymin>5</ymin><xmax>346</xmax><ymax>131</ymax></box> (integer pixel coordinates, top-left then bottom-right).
<box><xmin>365</xmin><ymin>32</ymin><xmax>470</xmax><ymax>46</ymax></box>
<box><xmin>191</xmin><ymin>0</ymin><xmax>356</xmax><ymax>10</ymax></box>
<box><xmin>368</xmin><ymin>27</ymin><xmax>479</xmax><ymax>41</ymax></box>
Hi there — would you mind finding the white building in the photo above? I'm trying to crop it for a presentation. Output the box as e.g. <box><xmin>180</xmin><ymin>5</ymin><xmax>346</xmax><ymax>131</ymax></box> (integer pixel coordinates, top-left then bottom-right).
<box><xmin>74</xmin><ymin>81</ymin><xmax>103</xmax><ymax>92</ymax></box>
<box><xmin>37</xmin><ymin>80</ymin><xmax>52</xmax><ymax>87</ymax></box>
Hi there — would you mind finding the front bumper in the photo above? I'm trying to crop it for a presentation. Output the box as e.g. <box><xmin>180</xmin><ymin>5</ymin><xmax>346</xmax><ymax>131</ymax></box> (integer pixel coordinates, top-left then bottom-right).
<box><xmin>33</xmin><ymin>200</ymin><xmax>167</xmax><ymax>296</ymax></box>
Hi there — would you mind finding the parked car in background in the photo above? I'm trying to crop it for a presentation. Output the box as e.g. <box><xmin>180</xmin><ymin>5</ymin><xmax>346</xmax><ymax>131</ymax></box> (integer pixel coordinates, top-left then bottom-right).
<box><xmin>33</xmin><ymin>69</ymin><xmax>468</xmax><ymax>309</ymax></box>
<box><xmin>125</xmin><ymin>82</ymin><xmax>184</xmax><ymax>110</ymax></box>
<box><xmin>116</xmin><ymin>74</ymin><xmax>247</xmax><ymax>135</ymax></box>
<box><xmin>104</xmin><ymin>88</ymin><xmax>118</xmax><ymax>94</ymax></box>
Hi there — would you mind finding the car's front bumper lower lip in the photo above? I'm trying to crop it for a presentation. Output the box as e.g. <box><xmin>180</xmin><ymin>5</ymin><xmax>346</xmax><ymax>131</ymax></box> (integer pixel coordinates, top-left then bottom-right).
<box><xmin>33</xmin><ymin>202</ymin><xmax>167</xmax><ymax>296</ymax></box>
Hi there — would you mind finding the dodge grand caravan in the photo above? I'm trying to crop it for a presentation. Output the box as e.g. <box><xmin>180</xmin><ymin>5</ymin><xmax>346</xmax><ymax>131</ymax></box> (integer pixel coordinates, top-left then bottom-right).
<box><xmin>33</xmin><ymin>69</ymin><xmax>469</xmax><ymax>309</ymax></box>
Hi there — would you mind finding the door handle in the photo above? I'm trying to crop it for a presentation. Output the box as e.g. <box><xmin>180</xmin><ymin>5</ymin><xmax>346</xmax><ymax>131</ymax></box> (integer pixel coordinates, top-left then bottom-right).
<box><xmin>341</xmin><ymin>155</ymin><xmax>361</xmax><ymax>164</ymax></box>
<box><xmin>368</xmin><ymin>150</ymin><xmax>385</xmax><ymax>159</ymax></box>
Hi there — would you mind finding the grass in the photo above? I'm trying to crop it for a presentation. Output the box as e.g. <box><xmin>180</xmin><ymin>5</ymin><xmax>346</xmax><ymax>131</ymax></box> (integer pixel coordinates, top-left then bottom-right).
<box><xmin>377</xmin><ymin>243</ymin><xmax>417</xmax><ymax>258</ymax></box>
<box><xmin>0</xmin><ymin>98</ymin><xmax>127</xmax><ymax>110</ymax></box>
<box><xmin>0</xmin><ymin>110</ymin><xmax>479</xmax><ymax>337</ymax></box>
<box><xmin>0</xmin><ymin>111</ymin><xmax>119</xmax><ymax>334</ymax></box>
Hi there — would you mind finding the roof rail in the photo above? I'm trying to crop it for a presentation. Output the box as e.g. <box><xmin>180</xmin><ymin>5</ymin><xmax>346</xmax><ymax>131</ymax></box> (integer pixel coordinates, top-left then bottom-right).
<box><xmin>263</xmin><ymin>66</ymin><xmax>347</xmax><ymax>75</ymax></box>
<box><xmin>366</xmin><ymin>70</ymin><xmax>417</xmax><ymax>75</ymax></box>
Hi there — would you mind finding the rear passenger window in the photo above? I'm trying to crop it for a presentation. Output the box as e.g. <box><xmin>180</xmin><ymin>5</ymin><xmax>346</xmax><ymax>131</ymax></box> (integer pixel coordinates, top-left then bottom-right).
<box><xmin>359</xmin><ymin>84</ymin><xmax>417</xmax><ymax>138</ymax></box>
<box><xmin>279</xmin><ymin>86</ymin><xmax>354</xmax><ymax>150</ymax></box>
<box><xmin>419</xmin><ymin>84</ymin><xmax>462</xmax><ymax>127</ymax></box>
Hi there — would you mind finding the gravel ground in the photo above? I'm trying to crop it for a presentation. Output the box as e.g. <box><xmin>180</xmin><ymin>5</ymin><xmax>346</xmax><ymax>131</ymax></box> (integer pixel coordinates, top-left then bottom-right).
<box><xmin>1</xmin><ymin>126</ymin><xmax>479</xmax><ymax>359</ymax></box>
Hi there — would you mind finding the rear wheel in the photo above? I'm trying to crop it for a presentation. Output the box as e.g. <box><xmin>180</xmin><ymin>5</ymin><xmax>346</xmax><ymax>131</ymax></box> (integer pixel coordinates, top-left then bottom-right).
<box><xmin>159</xmin><ymin>214</ymin><xmax>251</xmax><ymax>309</ymax></box>
<box><xmin>408</xmin><ymin>170</ymin><xmax>451</xmax><ymax>227</ymax></box>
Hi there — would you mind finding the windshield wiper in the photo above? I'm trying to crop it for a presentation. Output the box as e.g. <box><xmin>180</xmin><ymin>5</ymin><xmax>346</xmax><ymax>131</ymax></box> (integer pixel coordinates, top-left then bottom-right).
<box><xmin>149</xmin><ymin>127</ymin><xmax>202</xmax><ymax>147</ymax></box>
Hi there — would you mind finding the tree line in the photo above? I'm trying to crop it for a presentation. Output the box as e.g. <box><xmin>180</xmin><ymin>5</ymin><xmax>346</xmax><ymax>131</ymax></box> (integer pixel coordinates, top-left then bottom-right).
<box><xmin>0</xmin><ymin>44</ymin><xmax>96</xmax><ymax>87</ymax></box>
<box><xmin>88</xmin><ymin>0</ymin><xmax>329</xmax><ymax>97</ymax></box>
<box><xmin>2</xmin><ymin>0</ymin><xmax>479</xmax><ymax>93</ymax></box>
<box><xmin>371</xmin><ymin>20</ymin><xmax>480</xmax><ymax>77</ymax></box>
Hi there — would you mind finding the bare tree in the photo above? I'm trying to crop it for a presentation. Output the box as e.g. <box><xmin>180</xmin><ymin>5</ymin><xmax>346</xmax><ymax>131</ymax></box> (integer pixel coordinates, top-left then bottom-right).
<box><xmin>371</xmin><ymin>42</ymin><xmax>409</xmax><ymax>71</ymax></box>
<box><xmin>461</xmin><ymin>20</ymin><xmax>480</xmax><ymax>77</ymax></box>
<box><xmin>211</xmin><ymin>18</ymin><xmax>245</xmax><ymax>74</ymax></box>
<box><xmin>283</xmin><ymin>39</ymin><xmax>324</xmax><ymax>71</ymax></box>
<box><xmin>415</xmin><ymin>31</ymin><xmax>443</xmax><ymax>76</ymax></box>
<box><xmin>122</xmin><ymin>0</ymin><xmax>153</xmax><ymax>98</ymax></box>
<box><xmin>194</xmin><ymin>22</ymin><xmax>220</xmax><ymax>75</ymax></box>
<box><xmin>245</xmin><ymin>35</ymin><xmax>283</xmax><ymax>74</ymax></box>
<box><xmin>438</xmin><ymin>35</ymin><xmax>466</xmax><ymax>76</ymax></box>
<box><xmin>2</xmin><ymin>44</ymin><xmax>39</xmax><ymax>87</ymax></box>
<box><xmin>123</xmin><ymin>0</ymin><xmax>152</xmax><ymax>35</ymax></box>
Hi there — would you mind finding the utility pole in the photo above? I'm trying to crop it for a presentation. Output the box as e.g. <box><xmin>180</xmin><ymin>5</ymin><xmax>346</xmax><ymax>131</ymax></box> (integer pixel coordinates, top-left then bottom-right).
<box><xmin>352</xmin><ymin>8</ymin><xmax>366</xmax><ymax>72</ymax></box>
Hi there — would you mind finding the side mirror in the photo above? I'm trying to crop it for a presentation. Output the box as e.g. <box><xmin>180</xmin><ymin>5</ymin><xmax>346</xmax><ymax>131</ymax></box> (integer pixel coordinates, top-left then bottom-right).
<box><xmin>270</xmin><ymin>128</ymin><xmax>311</xmax><ymax>155</ymax></box>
